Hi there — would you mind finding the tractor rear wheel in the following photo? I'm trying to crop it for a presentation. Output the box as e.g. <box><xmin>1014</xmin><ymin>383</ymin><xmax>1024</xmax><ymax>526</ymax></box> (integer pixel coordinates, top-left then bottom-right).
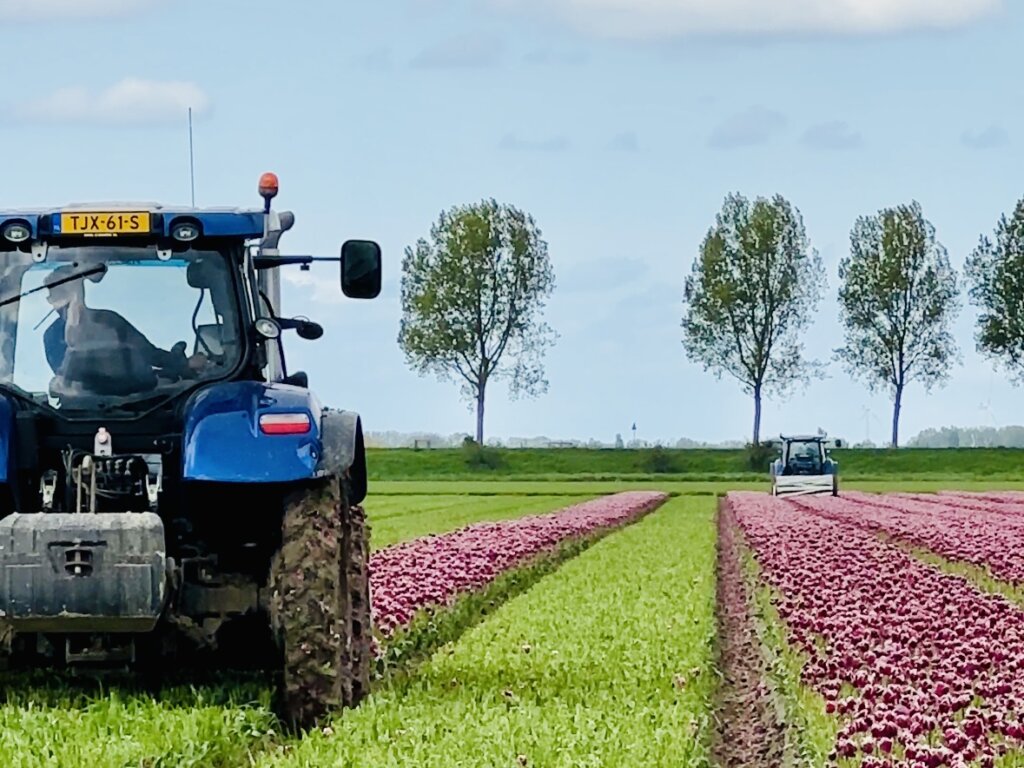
<box><xmin>268</xmin><ymin>474</ymin><xmax>372</xmax><ymax>731</ymax></box>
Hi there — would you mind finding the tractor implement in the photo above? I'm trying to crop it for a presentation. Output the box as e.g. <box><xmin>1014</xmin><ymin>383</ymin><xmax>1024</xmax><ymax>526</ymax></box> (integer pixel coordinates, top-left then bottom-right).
<box><xmin>769</xmin><ymin>434</ymin><xmax>841</xmax><ymax>497</ymax></box>
<box><xmin>0</xmin><ymin>174</ymin><xmax>382</xmax><ymax>730</ymax></box>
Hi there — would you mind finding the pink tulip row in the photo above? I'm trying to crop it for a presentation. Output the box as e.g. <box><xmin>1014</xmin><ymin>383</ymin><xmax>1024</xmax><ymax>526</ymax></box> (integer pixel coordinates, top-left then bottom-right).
<box><xmin>728</xmin><ymin>491</ymin><xmax>1024</xmax><ymax>767</ymax></box>
<box><xmin>835</xmin><ymin>491</ymin><xmax>1024</xmax><ymax>526</ymax></box>
<box><xmin>368</xmin><ymin>491</ymin><xmax>668</xmax><ymax>635</ymax></box>
<box><xmin>791</xmin><ymin>491</ymin><xmax>1024</xmax><ymax>586</ymax></box>
<box><xmin>920</xmin><ymin>492</ymin><xmax>1024</xmax><ymax>519</ymax></box>
<box><xmin>938</xmin><ymin>491</ymin><xmax>1024</xmax><ymax>506</ymax></box>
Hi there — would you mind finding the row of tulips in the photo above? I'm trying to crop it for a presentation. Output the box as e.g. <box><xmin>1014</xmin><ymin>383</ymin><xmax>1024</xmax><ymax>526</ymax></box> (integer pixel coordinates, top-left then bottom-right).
<box><xmin>368</xmin><ymin>491</ymin><xmax>668</xmax><ymax>636</ymax></box>
<box><xmin>938</xmin><ymin>491</ymin><xmax>1024</xmax><ymax>506</ymax></box>
<box><xmin>913</xmin><ymin>492</ymin><xmax>1024</xmax><ymax>519</ymax></box>
<box><xmin>729</xmin><ymin>490</ymin><xmax>1024</xmax><ymax>767</ymax></box>
<box><xmin>791</xmin><ymin>491</ymin><xmax>1024</xmax><ymax>587</ymax></box>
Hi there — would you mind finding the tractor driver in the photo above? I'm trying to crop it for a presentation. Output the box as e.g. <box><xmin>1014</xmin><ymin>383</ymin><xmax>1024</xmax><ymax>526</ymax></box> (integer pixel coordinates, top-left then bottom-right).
<box><xmin>42</xmin><ymin>264</ymin><xmax>199</xmax><ymax>396</ymax></box>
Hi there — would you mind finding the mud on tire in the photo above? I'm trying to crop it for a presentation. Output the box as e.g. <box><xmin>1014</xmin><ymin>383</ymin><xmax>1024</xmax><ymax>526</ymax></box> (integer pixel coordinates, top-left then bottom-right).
<box><xmin>268</xmin><ymin>474</ymin><xmax>372</xmax><ymax>730</ymax></box>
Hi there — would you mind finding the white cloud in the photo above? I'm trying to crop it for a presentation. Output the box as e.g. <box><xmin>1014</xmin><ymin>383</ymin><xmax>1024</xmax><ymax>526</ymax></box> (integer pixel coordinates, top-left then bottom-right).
<box><xmin>801</xmin><ymin>120</ymin><xmax>863</xmax><ymax>150</ymax></box>
<box><xmin>499</xmin><ymin>134</ymin><xmax>570</xmax><ymax>151</ymax></box>
<box><xmin>13</xmin><ymin>78</ymin><xmax>210</xmax><ymax>126</ymax></box>
<box><xmin>284</xmin><ymin>271</ymin><xmax>345</xmax><ymax>306</ymax></box>
<box><xmin>961</xmin><ymin>124</ymin><xmax>1009</xmax><ymax>149</ymax></box>
<box><xmin>0</xmin><ymin>0</ymin><xmax>158</xmax><ymax>20</ymax></box>
<box><xmin>490</xmin><ymin>0</ymin><xmax>1002</xmax><ymax>39</ymax></box>
<box><xmin>708</xmin><ymin>105</ymin><xmax>786</xmax><ymax>149</ymax></box>
<box><xmin>283</xmin><ymin>270</ymin><xmax>397</xmax><ymax>306</ymax></box>
<box><xmin>410</xmin><ymin>34</ymin><xmax>505</xmax><ymax>68</ymax></box>
<box><xmin>608</xmin><ymin>131</ymin><xmax>639</xmax><ymax>151</ymax></box>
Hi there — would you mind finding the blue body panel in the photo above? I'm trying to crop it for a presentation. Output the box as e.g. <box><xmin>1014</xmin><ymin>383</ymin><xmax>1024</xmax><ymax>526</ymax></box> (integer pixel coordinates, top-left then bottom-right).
<box><xmin>0</xmin><ymin>395</ymin><xmax>13</xmax><ymax>484</ymax></box>
<box><xmin>0</xmin><ymin>208</ymin><xmax>265</xmax><ymax>241</ymax></box>
<box><xmin>182</xmin><ymin>381</ymin><xmax>324</xmax><ymax>483</ymax></box>
<box><xmin>0</xmin><ymin>213</ymin><xmax>42</xmax><ymax>239</ymax></box>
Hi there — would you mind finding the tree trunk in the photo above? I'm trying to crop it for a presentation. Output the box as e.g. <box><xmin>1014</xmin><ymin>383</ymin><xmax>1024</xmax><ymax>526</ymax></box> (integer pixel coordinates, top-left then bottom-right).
<box><xmin>891</xmin><ymin>384</ymin><xmax>903</xmax><ymax>449</ymax></box>
<box><xmin>752</xmin><ymin>384</ymin><xmax>762</xmax><ymax>445</ymax></box>
<box><xmin>475</xmin><ymin>383</ymin><xmax>486</xmax><ymax>445</ymax></box>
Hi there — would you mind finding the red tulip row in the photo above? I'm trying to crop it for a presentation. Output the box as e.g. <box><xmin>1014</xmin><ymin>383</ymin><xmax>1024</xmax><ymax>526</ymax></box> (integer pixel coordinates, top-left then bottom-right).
<box><xmin>829</xmin><ymin>491</ymin><xmax>1024</xmax><ymax>526</ymax></box>
<box><xmin>791</xmin><ymin>491</ymin><xmax>1024</xmax><ymax>586</ymax></box>
<box><xmin>914</xmin><ymin>492</ymin><xmax>1024</xmax><ymax>519</ymax></box>
<box><xmin>368</xmin><ymin>491</ymin><xmax>668</xmax><ymax>636</ymax></box>
<box><xmin>728</xmin><ymin>491</ymin><xmax>1024</xmax><ymax>767</ymax></box>
<box><xmin>938</xmin><ymin>491</ymin><xmax>1024</xmax><ymax>506</ymax></box>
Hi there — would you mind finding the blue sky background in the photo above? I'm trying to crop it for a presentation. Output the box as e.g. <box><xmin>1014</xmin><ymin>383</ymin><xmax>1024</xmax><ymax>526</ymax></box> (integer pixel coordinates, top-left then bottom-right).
<box><xmin>0</xmin><ymin>0</ymin><xmax>1021</xmax><ymax>445</ymax></box>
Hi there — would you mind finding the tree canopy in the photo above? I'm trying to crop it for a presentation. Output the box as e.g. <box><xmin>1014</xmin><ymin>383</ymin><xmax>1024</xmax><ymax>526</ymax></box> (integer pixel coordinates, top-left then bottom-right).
<box><xmin>835</xmin><ymin>201</ymin><xmax>960</xmax><ymax>448</ymax></box>
<box><xmin>397</xmin><ymin>199</ymin><xmax>556</xmax><ymax>443</ymax></box>
<box><xmin>681</xmin><ymin>192</ymin><xmax>825</xmax><ymax>444</ymax></box>
<box><xmin>965</xmin><ymin>196</ymin><xmax>1024</xmax><ymax>382</ymax></box>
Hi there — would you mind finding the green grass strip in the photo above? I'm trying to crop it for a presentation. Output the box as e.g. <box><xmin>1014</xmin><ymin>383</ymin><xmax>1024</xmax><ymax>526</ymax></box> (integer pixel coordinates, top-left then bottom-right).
<box><xmin>372</xmin><ymin>492</ymin><xmax>662</xmax><ymax>677</ymax></box>
<box><xmin>368</xmin><ymin>479</ymin><xmax>1024</xmax><ymax>497</ymax></box>
<box><xmin>255</xmin><ymin>497</ymin><xmax>718</xmax><ymax>768</ymax></box>
<box><xmin>373</xmin><ymin>534</ymin><xmax>597</xmax><ymax>681</ymax></box>
<box><xmin>0</xmin><ymin>676</ymin><xmax>278</xmax><ymax>768</ymax></box>
<box><xmin>365</xmin><ymin>446</ymin><xmax>1024</xmax><ymax>482</ymax></box>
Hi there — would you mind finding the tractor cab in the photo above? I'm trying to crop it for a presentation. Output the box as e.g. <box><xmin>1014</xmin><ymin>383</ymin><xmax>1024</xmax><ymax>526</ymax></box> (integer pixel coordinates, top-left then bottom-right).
<box><xmin>0</xmin><ymin>241</ymin><xmax>246</xmax><ymax>414</ymax></box>
<box><xmin>780</xmin><ymin>437</ymin><xmax>827</xmax><ymax>475</ymax></box>
<box><xmin>0</xmin><ymin>180</ymin><xmax>379</xmax><ymax>420</ymax></box>
<box><xmin>0</xmin><ymin>174</ymin><xmax>382</xmax><ymax>516</ymax></box>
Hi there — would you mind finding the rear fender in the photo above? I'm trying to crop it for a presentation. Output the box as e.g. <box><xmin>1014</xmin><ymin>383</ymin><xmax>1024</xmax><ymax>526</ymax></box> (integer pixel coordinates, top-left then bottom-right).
<box><xmin>181</xmin><ymin>381</ymin><xmax>323</xmax><ymax>483</ymax></box>
<box><xmin>318</xmin><ymin>409</ymin><xmax>366</xmax><ymax>505</ymax></box>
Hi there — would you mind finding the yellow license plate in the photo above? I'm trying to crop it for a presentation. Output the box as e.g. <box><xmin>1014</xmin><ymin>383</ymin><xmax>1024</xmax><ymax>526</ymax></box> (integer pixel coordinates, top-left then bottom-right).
<box><xmin>60</xmin><ymin>211</ymin><xmax>150</xmax><ymax>235</ymax></box>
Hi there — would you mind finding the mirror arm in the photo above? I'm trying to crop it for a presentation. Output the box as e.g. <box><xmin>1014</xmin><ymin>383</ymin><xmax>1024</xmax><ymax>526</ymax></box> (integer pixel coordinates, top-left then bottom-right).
<box><xmin>253</xmin><ymin>255</ymin><xmax>340</xmax><ymax>269</ymax></box>
<box><xmin>276</xmin><ymin>317</ymin><xmax>307</xmax><ymax>331</ymax></box>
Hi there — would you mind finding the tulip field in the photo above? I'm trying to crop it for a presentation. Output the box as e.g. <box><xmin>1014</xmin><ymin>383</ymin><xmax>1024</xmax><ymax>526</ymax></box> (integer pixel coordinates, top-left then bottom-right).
<box><xmin>8</xmin><ymin>477</ymin><xmax>1024</xmax><ymax>767</ymax></box>
<box><xmin>723</xmin><ymin>489</ymin><xmax>1024</xmax><ymax>768</ymax></box>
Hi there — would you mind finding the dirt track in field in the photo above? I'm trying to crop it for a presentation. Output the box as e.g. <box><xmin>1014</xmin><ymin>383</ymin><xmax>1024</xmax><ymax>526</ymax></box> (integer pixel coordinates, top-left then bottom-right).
<box><xmin>711</xmin><ymin>500</ymin><xmax>787</xmax><ymax>768</ymax></box>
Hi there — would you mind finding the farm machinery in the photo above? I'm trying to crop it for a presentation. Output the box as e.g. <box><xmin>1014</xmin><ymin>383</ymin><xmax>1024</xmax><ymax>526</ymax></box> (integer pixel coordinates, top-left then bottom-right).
<box><xmin>769</xmin><ymin>434</ymin><xmax>841</xmax><ymax>497</ymax></box>
<box><xmin>0</xmin><ymin>174</ymin><xmax>382</xmax><ymax>729</ymax></box>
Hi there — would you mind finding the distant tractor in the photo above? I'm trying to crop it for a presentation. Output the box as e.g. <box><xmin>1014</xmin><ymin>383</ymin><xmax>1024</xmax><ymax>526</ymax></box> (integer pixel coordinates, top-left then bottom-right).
<box><xmin>769</xmin><ymin>434</ymin><xmax>841</xmax><ymax>497</ymax></box>
<box><xmin>0</xmin><ymin>173</ymin><xmax>382</xmax><ymax>730</ymax></box>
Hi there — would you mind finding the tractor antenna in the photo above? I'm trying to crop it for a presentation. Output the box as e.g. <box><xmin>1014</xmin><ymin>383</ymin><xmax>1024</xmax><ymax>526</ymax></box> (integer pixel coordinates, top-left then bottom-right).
<box><xmin>188</xmin><ymin>107</ymin><xmax>196</xmax><ymax>207</ymax></box>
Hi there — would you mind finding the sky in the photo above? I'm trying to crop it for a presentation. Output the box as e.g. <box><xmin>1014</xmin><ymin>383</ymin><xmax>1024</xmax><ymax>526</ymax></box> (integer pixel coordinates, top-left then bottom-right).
<box><xmin>1</xmin><ymin>0</ymin><xmax>1022</xmax><ymax>446</ymax></box>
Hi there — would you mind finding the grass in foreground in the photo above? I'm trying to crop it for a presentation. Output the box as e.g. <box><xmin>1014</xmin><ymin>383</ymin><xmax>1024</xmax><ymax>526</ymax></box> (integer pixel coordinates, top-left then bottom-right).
<box><xmin>0</xmin><ymin>676</ymin><xmax>277</xmax><ymax>768</ymax></box>
<box><xmin>257</xmin><ymin>497</ymin><xmax>718</xmax><ymax>768</ymax></box>
<box><xmin>0</xmin><ymin>496</ymin><xmax>588</xmax><ymax>767</ymax></box>
<box><xmin>366</xmin><ymin>495</ymin><xmax>595</xmax><ymax>550</ymax></box>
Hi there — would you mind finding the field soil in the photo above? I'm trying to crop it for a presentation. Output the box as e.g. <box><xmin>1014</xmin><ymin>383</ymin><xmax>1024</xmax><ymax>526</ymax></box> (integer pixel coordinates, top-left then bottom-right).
<box><xmin>711</xmin><ymin>500</ymin><xmax>787</xmax><ymax>767</ymax></box>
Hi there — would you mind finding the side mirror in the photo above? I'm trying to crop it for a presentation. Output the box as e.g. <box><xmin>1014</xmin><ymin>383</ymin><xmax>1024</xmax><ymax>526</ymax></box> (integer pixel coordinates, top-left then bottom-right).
<box><xmin>277</xmin><ymin>317</ymin><xmax>323</xmax><ymax>340</ymax></box>
<box><xmin>296</xmin><ymin>320</ymin><xmax>323</xmax><ymax>340</ymax></box>
<box><xmin>834</xmin><ymin>439</ymin><xmax>843</xmax><ymax>449</ymax></box>
<box><xmin>341</xmin><ymin>239</ymin><xmax>382</xmax><ymax>299</ymax></box>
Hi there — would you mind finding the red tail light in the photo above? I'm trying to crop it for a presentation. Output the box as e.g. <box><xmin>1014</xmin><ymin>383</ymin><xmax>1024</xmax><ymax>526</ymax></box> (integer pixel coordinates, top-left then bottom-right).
<box><xmin>259</xmin><ymin>412</ymin><xmax>311</xmax><ymax>435</ymax></box>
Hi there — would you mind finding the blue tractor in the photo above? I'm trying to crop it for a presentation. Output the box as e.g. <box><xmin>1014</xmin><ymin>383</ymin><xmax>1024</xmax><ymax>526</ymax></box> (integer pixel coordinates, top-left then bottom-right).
<box><xmin>0</xmin><ymin>173</ymin><xmax>382</xmax><ymax>729</ymax></box>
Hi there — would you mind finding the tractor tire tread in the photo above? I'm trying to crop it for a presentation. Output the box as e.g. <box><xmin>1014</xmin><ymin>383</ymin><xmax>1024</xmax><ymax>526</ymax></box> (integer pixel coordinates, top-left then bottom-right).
<box><xmin>268</xmin><ymin>473</ymin><xmax>371</xmax><ymax>731</ymax></box>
